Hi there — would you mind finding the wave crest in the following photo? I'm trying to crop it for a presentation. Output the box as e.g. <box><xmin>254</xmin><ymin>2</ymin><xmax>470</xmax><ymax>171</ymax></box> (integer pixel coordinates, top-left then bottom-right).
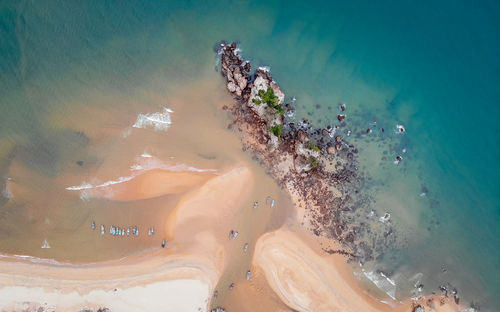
<box><xmin>132</xmin><ymin>108</ymin><xmax>173</xmax><ymax>131</ymax></box>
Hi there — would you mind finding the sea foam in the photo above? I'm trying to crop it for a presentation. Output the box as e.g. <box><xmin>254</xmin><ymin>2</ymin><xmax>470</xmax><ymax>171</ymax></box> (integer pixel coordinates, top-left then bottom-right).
<box><xmin>133</xmin><ymin>108</ymin><xmax>173</xmax><ymax>131</ymax></box>
<box><xmin>362</xmin><ymin>269</ymin><xmax>397</xmax><ymax>300</ymax></box>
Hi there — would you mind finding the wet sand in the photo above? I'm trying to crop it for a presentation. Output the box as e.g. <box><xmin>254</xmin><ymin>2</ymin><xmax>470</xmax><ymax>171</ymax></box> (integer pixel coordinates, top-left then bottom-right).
<box><xmin>0</xmin><ymin>72</ymin><xmax>463</xmax><ymax>311</ymax></box>
<box><xmin>254</xmin><ymin>227</ymin><xmax>460</xmax><ymax>312</ymax></box>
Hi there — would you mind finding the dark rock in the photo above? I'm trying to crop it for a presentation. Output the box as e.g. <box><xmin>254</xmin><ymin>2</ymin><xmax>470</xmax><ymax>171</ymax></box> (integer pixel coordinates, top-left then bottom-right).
<box><xmin>337</xmin><ymin>114</ymin><xmax>346</xmax><ymax>122</ymax></box>
<box><xmin>76</xmin><ymin>160</ymin><xmax>84</xmax><ymax>166</ymax></box>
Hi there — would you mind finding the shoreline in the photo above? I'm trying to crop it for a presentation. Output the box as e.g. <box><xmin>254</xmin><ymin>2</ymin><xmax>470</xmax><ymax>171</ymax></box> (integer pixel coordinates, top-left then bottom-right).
<box><xmin>0</xmin><ymin>42</ymin><xmax>468</xmax><ymax>312</ymax></box>
<box><xmin>214</xmin><ymin>41</ymin><xmax>464</xmax><ymax>312</ymax></box>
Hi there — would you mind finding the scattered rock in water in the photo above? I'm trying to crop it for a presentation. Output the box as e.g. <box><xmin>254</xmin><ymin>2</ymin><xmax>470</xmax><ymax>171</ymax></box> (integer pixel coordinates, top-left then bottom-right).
<box><xmin>217</xmin><ymin>41</ymin><xmax>400</xmax><ymax>267</ymax></box>
<box><xmin>396</xmin><ymin>124</ymin><xmax>406</xmax><ymax>133</ymax></box>
<box><xmin>379</xmin><ymin>213</ymin><xmax>391</xmax><ymax>223</ymax></box>
<box><xmin>336</xmin><ymin>136</ymin><xmax>342</xmax><ymax>143</ymax></box>
<box><xmin>394</xmin><ymin>155</ymin><xmax>403</xmax><ymax>164</ymax></box>
<box><xmin>412</xmin><ymin>304</ymin><xmax>425</xmax><ymax>312</ymax></box>
<box><xmin>420</xmin><ymin>186</ymin><xmax>429</xmax><ymax>197</ymax></box>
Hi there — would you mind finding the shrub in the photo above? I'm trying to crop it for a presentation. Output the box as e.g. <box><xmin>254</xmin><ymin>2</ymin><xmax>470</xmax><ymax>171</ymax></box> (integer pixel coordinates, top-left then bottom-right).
<box><xmin>305</xmin><ymin>139</ymin><xmax>319</xmax><ymax>152</ymax></box>
<box><xmin>271</xmin><ymin>124</ymin><xmax>283</xmax><ymax>137</ymax></box>
<box><xmin>255</xmin><ymin>87</ymin><xmax>283</xmax><ymax>115</ymax></box>
<box><xmin>309</xmin><ymin>156</ymin><xmax>320</xmax><ymax>169</ymax></box>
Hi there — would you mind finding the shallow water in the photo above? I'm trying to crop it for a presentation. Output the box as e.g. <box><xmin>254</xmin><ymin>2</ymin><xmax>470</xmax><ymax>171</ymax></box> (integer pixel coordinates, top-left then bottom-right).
<box><xmin>0</xmin><ymin>0</ymin><xmax>498</xmax><ymax>310</ymax></box>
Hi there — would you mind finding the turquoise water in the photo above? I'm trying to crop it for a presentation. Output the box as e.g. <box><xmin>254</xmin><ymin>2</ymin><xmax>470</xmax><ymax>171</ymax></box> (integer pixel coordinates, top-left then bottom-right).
<box><xmin>0</xmin><ymin>0</ymin><xmax>499</xmax><ymax>310</ymax></box>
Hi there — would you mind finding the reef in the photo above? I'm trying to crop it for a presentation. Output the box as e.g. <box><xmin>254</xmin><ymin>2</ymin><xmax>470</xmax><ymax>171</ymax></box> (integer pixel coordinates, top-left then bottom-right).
<box><xmin>216</xmin><ymin>41</ymin><xmax>396</xmax><ymax>261</ymax></box>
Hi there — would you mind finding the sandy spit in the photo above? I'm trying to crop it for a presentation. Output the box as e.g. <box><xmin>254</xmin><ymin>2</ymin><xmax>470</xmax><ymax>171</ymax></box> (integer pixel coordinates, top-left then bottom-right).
<box><xmin>0</xmin><ymin>165</ymin><xmax>255</xmax><ymax>311</ymax></box>
<box><xmin>253</xmin><ymin>228</ymin><xmax>462</xmax><ymax>312</ymax></box>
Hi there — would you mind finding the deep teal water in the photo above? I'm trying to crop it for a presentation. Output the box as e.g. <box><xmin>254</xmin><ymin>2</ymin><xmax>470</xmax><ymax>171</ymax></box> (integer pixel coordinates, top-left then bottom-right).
<box><xmin>0</xmin><ymin>0</ymin><xmax>498</xmax><ymax>310</ymax></box>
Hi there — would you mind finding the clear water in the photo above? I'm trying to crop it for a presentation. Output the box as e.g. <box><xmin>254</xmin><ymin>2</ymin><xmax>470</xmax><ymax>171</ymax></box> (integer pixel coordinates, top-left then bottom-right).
<box><xmin>0</xmin><ymin>0</ymin><xmax>498</xmax><ymax>310</ymax></box>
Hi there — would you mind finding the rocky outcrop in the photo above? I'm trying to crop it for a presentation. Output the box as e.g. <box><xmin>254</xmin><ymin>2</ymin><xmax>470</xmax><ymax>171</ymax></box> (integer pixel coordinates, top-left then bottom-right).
<box><xmin>217</xmin><ymin>42</ymin><xmax>364</xmax><ymax>247</ymax></box>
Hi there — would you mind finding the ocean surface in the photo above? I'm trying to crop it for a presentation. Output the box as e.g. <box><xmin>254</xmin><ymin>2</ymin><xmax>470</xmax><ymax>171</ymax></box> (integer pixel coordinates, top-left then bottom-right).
<box><xmin>0</xmin><ymin>0</ymin><xmax>499</xmax><ymax>310</ymax></box>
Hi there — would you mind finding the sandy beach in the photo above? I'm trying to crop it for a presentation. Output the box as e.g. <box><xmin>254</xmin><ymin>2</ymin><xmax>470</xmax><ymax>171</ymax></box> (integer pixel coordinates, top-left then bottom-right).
<box><xmin>0</xmin><ymin>74</ymin><xmax>464</xmax><ymax>312</ymax></box>
<box><xmin>0</xmin><ymin>164</ymin><xmax>462</xmax><ymax>311</ymax></box>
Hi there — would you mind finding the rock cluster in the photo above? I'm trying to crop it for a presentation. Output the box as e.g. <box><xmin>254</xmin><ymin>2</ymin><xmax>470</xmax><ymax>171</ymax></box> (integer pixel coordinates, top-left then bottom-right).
<box><xmin>217</xmin><ymin>42</ymin><xmax>365</xmax><ymax>249</ymax></box>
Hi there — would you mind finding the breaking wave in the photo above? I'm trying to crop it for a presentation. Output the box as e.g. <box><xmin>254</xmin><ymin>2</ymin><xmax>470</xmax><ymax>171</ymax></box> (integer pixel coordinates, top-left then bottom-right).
<box><xmin>65</xmin><ymin>154</ymin><xmax>216</xmax><ymax>195</ymax></box>
<box><xmin>362</xmin><ymin>269</ymin><xmax>397</xmax><ymax>300</ymax></box>
<box><xmin>132</xmin><ymin>108</ymin><xmax>173</xmax><ymax>131</ymax></box>
<box><xmin>65</xmin><ymin>176</ymin><xmax>134</xmax><ymax>191</ymax></box>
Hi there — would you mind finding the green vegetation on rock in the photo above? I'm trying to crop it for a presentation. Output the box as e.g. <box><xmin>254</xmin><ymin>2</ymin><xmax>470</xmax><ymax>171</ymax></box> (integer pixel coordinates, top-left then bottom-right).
<box><xmin>271</xmin><ymin>124</ymin><xmax>283</xmax><ymax>137</ymax></box>
<box><xmin>309</xmin><ymin>156</ymin><xmax>320</xmax><ymax>169</ymax></box>
<box><xmin>252</xmin><ymin>98</ymin><xmax>262</xmax><ymax>105</ymax></box>
<box><xmin>255</xmin><ymin>87</ymin><xmax>284</xmax><ymax>115</ymax></box>
<box><xmin>305</xmin><ymin>139</ymin><xmax>319</xmax><ymax>152</ymax></box>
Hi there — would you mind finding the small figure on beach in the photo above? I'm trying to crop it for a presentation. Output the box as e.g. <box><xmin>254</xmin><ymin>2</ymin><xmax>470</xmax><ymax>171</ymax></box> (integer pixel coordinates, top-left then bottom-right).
<box><xmin>266</xmin><ymin>196</ymin><xmax>271</xmax><ymax>205</ymax></box>
<box><xmin>161</xmin><ymin>240</ymin><xmax>166</xmax><ymax>248</ymax></box>
<box><xmin>148</xmin><ymin>228</ymin><xmax>155</xmax><ymax>236</ymax></box>
<box><xmin>253</xmin><ymin>201</ymin><xmax>258</xmax><ymax>210</ymax></box>
<box><xmin>246</xmin><ymin>270</ymin><xmax>251</xmax><ymax>280</ymax></box>
<box><xmin>229</xmin><ymin>283</ymin><xmax>235</xmax><ymax>290</ymax></box>
<box><xmin>244</xmin><ymin>243</ymin><xmax>249</xmax><ymax>252</ymax></box>
<box><xmin>271</xmin><ymin>199</ymin><xmax>275</xmax><ymax>208</ymax></box>
<box><xmin>91</xmin><ymin>221</ymin><xmax>95</xmax><ymax>230</ymax></box>
<box><xmin>229</xmin><ymin>230</ymin><xmax>238</xmax><ymax>239</ymax></box>
<box><xmin>101</xmin><ymin>225</ymin><xmax>105</xmax><ymax>235</ymax></box>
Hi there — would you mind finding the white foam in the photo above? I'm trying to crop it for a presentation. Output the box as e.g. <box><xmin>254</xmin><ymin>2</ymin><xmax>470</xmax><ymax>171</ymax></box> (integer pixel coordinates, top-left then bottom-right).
<box><xmin>65</xmin><ymin>176</ymin><xmax>133</xmax><ymax>191</ymax></box>
<box><xmin>2</xmin><ymin>182</ymin><xmax>11</xmax><ymax>200</ymax></box>
<box><xmin>363</xmin><ymin>269</ymin><xmax>396</xmax><ymax>300</ymax></box>
<box><xmin>258</xmin><ymin>66</ymin><xmax>270</xmax><ymax>73</ymax></box>
<box><xmin>132</xmin><ymin>108</ymin><xmax>173</xmax><ymax>132</ymax></box>
<box><xmin>122</xmin><ymin>128</ymin><xmax>132</xmax><ymax>138</ymax></box>
<box><xmin>65</xmin><ymin>155</ymin><xmax>216</xmax><ymax>197</ymax></box>
<box><xmin>41</xmin><ymin>239</ymin><xmax>51</xmax><ymax>249</ymax></box>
